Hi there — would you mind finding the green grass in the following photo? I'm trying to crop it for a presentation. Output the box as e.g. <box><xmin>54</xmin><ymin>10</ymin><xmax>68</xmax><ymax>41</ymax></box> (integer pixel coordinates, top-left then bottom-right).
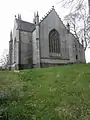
<box><xmin>0</xmin><ymin>64</ymin><xmax>90</xmax><ymax>120</ymax></box>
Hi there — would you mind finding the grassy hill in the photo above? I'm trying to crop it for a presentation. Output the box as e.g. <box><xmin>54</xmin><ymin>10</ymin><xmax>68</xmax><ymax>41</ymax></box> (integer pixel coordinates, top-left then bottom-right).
<box><xmin>0</xmin><ymin>64</ymin><xmax>90</xmax><ymax>120</ymax></box>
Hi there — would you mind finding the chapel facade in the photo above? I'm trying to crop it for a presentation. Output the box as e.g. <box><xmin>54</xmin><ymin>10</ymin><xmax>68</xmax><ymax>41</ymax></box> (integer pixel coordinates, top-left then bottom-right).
<box><xmin>9</xmin><ymin>6</ymin><xmax>86</xmax><ymax>70</ymax></box>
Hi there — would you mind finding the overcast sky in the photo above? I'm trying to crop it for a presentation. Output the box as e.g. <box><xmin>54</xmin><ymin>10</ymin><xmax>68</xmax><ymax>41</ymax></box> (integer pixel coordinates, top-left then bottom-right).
<box><xmin>0</xmin><ymin>0</ymin><xmax>90</xmax><ymax>63</ymax></box>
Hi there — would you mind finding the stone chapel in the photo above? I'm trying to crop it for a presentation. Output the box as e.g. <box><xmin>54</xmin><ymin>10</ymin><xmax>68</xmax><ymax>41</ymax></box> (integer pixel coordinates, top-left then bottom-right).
<box><xmin>9</xmin><ymin>6</ymin><xmax>86</xmax><ymax>70</ymax></box>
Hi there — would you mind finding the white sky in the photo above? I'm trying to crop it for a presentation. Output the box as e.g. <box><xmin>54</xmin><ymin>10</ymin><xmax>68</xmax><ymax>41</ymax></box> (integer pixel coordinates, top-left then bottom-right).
<box><xmin>0</xmin><ymin>0</ymin><xmax>90</xmax><ymax>63</ymax></box>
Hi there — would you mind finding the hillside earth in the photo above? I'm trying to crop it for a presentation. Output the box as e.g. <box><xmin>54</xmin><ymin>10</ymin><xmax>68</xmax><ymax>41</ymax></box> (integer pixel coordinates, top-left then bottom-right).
<box><xmin>0</xmin><ymin>64</ymin><xmax>90</xmax><ymax>120</ymax></box>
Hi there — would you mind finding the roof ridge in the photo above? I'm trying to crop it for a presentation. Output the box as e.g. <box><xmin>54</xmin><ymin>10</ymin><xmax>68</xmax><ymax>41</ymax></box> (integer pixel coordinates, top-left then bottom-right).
<box><xmin>39</xmin><ymin>7</ymin><xmax>80</xmax><ymax>43</ymax></box>
<box><xmin>16</xmin><ymin>18</ymin><xmax>35</xmax><ymax>32</ymax></box>
<box><xmin>40</xmin><ymin>6</ymin><xmax>55</xmax><ymax>23</ymax></box>
<box><xmin>16</xmin><ymin>18</ymin><xmax>35</xmax><ymax>25</ymax></box>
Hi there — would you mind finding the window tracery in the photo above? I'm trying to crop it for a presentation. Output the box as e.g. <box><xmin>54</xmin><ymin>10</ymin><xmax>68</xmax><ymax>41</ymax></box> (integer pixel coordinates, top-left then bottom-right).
<box><xmin>49</xmin><ymin>29</ymin><xmax>60</xmax><ymax>53</ymax></box>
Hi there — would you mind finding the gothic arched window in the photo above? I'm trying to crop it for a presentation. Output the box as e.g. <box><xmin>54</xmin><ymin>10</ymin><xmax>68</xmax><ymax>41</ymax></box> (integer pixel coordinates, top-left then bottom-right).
<box><xmin>49</xmin><ymin>29</ymin><xmax>60</xmax><ymax>53</ymax></box>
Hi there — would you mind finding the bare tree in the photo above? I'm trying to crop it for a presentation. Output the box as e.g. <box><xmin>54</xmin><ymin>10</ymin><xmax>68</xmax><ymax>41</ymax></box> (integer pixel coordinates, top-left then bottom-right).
<box><xmin>57</xmin><ymin>0</ymin><xmax>88</xmax><ymax>13</ymax></box>
<box><xmin>57</xmin><ymin>0</ymin><xmax>90</xmax><ymax>51</ymax></box>
<box><xmin>64</xmin><ymin>3</ymin><xmax>90</xmax><ymax>51</ymax></box>
<box><xmin>0</xmin><ymin>50</ymin><xmax>9</xmax><ymax>70</ymax></box>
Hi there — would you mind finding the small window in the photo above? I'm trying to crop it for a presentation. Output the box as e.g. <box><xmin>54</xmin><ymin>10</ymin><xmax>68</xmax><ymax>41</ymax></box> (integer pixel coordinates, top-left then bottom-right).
<box><xmin>76</xmin><ymin>55</ymin><xmax>78</xmax><ymax>60</ymax></box>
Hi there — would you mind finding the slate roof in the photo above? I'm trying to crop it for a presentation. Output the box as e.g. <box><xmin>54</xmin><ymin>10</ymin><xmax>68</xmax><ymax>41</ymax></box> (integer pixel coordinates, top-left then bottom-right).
<box><xmin>16</xmin><ymin>19</ymin><xmax>35</xmax><ymax>32</ymax></box>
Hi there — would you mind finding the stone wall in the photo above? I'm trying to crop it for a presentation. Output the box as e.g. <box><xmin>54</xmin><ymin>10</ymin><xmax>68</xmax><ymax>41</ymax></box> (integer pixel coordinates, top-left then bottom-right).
<box><xmin>66</xmin><ymin>33</ymin><xmax>86</xmax><ymax>63</ymax></box>
<box><xmin>32</xmin><ymin>30</ymin><xmax>37</xmax><ymax>66</ymax></box>
<box><xmin>11</xmin><ymin>18</ymin><xmax>33</xmax><ymax>69</ymax></box>
<box><xmin>10</xmin><ymin>10</ymin><xmax>86</xmax><ymax>70</ymax></box>
<box><xmin>39</xmin><ymin>9</ymin><xmax>69</xmax><ymax>60</ymax></box>
<box><xmin>20</xmin><ymin>31</ymin><xmax>33</xmax><ymax>69</ymax></box>
<box><xmin>11</xmin><ymin>19</ymin><xmax>20</xmax><ymax>69</ymax></box>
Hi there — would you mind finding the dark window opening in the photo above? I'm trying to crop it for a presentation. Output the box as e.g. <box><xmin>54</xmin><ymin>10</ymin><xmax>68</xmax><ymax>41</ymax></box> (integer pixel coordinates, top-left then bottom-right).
<box><xmin>76</xmin><ymin>55</ymin><xmax>78</xmax><ymax>60</ymax></box>
<box><xmin>14</xmin><ymin>38</ymin><xmax>16</xmax><ymax>63</ymax></box>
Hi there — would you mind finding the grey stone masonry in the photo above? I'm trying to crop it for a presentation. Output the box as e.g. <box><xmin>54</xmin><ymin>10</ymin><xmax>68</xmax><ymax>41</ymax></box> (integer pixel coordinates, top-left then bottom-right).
<box><xmin>9</xmin><ymin>7</ymin><xmax>86</xmax><ymax>70</ymax></box>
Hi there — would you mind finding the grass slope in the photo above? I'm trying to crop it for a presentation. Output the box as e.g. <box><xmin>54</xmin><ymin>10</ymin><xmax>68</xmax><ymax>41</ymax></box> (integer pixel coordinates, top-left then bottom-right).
<box><xmin>0</xmin><ymin>64</ymin><xmax>90</xmax><ymax>120</ymax></box>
